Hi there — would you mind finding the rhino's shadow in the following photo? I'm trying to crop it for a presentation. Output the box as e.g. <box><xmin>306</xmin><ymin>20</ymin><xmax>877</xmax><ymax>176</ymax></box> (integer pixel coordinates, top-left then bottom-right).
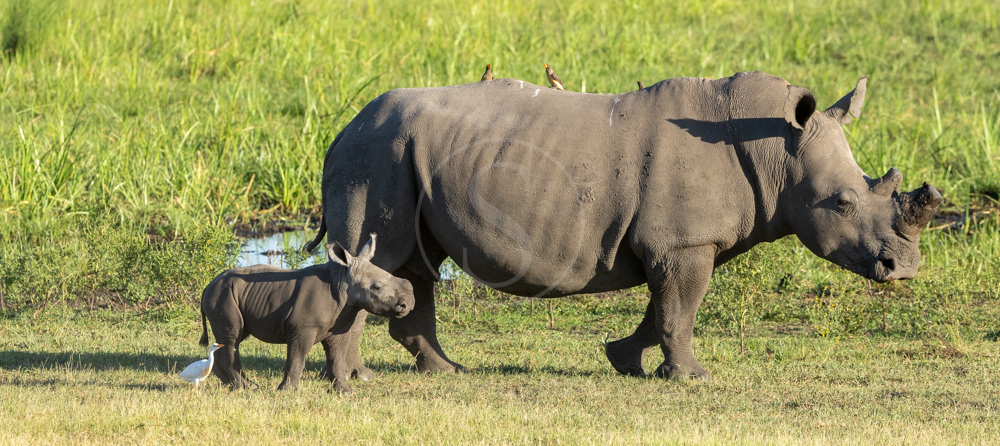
<box><xmin>1</xmin><ymin>349</ymin><xmax>595</xmax><ymax>385</ymax></box>
<box><xmin>0</xmin><ymin>349</ymin><xmax>327</xmax><ymax>376</ymax></box>
<box><xmin>361</xmin><ymin>358</ymin><xmax>597</xmax><ymax>377</ymax></box>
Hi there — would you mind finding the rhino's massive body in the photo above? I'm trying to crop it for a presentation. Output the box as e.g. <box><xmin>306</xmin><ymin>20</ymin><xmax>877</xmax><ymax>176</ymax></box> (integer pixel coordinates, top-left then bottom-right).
<box><xmin>308</xmin><ymin>72</ymin><xmax>941</xmax><ymax>378</ymax></box>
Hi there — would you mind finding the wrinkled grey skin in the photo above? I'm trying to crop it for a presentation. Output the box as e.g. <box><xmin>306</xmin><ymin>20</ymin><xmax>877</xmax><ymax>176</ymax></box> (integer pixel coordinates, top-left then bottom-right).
<box><xmin>199</xmin><ymin>235</ymin><xmax>414</xmax><ymax>393</ymax></box>
<box><xmin>306</xmin><ymin>72</ymin><xmax>942</xmax><ymax>379</ymax></box>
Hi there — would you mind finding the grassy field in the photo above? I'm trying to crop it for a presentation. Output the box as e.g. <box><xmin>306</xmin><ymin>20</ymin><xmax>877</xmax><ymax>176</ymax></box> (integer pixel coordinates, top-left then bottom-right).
<box><xmin>1</xmin><ymin>0</ymin><xmax>999</xmax><ymax>443</ymax></box>
<box><xmin>1</xmin><ymin>295</ymin><xmax>998</xmax><ymax>444</ymax></box>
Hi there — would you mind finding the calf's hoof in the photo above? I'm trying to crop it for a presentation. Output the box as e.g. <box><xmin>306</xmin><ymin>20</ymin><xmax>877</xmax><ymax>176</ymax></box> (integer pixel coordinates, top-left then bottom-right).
<box><xmin>227</xmin><ymin>379</ymin><xmax>260</xmax><ymax>391</ymax></box>
<box><xmin>605</xmin><ymin>338</ymin><xmax>648</xmax><ymax>377</ymax></box>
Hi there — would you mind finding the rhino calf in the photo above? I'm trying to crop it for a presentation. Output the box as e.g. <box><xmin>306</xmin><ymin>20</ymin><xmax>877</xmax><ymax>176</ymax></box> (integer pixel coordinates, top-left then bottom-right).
<box><xmin>198</xmin><ymin>234</ymin><xmax>414</xmax><ymax>393</ymax></box>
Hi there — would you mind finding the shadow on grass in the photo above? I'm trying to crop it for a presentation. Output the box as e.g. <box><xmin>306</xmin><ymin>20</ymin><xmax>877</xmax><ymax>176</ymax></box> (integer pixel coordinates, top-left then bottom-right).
<box><xmin>0</xmin><ymin>349</ymin><xmax>335</xmax><ymax>374</ymax></box>
<box><xmin>1</xmin><ymin>376</ymin><xmax>172</xmax><ymax>392</ymax></box>
<box><xmin>0</xmin><ymin>349</ymin><xmax>599</xmax><ymax>385</ymax></box>
<box><xmin>0</xmin><ymin>349</ymin><xmax>413</xmax><ymax>381</ymax></box>
<box><xmin>475</xmin><ymin>363</ymin><xmax>600</xmax><ymax>377</ymax></box>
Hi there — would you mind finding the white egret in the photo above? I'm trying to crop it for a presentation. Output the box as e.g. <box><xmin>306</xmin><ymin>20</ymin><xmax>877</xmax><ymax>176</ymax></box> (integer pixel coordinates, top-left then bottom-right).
<box><xmin>179</xmin><ymin>343</ymin><xmax>223</xmax><ymax>389</ymax></box>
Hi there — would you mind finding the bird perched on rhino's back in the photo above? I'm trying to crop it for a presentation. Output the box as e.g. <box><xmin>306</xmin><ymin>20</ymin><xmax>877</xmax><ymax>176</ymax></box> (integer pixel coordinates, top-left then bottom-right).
<box><xmin>481</xmin><ymin>64</ymin><xmax>493</xmax><ymax>81</ymax></box>
<box><xmin>544</xmin><ymin>64</ymin><xmax>565</xmax><ymax>90</ymax></box>
<box><xmin>637</xmin><ymin>81</ymin><xmax>645</xmax><ymax>90</ymax></box>
<box><xmin>179</xmin><ymin>343</ymin><xmax>223</xmax><ymax>389</ymax></box>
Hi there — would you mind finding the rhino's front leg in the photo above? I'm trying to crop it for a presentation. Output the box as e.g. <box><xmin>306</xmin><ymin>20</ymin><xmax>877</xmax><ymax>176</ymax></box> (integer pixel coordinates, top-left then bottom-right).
<box><xmin>605</xmin><ymin>300</ymin><xmax>658</xmax><ymax>376</ymax></box>
<box><xmin>389</xmin><ymin>269</ymin><xmax>466</xmax><ymax>373</ymax></box>
<box><xmin>343</xmin><ymin>310</ymin><xmax>374</xmax><ymax>380</ymax></box>
<box><xmin>318</xmin><ymin>311</ymin><xmax>373</xmax><ymax>384</ymax></box>
<box><xmin>278</xmin><ymin>329</ymin><xmax>318</xmax><ymax>391</ymax></box>
<box><xmin>610</xmin><ymin>245</ymin><xmax>714</xmax><ymax>380</ymax></box>
<box><xmin>320</xmin><ymin>336</ymin><xmax>356</xmax><ymax>394</ymax></box>
<box><xmin>649</xmin><ymin>245</ymin><xmax>714</xmax><ymax>379</ymax></box>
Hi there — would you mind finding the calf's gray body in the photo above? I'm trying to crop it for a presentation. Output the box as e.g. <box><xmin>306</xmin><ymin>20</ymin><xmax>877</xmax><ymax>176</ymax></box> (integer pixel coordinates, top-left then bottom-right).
<box><xmin>308</xmin><ymin>72</ymin><xmax>942</xmax><ymax>378</ymax></box>
<box><xmin>200</xmin><ymin>237</ymin><xmax>413</xmax><ymax>392</ymax></box>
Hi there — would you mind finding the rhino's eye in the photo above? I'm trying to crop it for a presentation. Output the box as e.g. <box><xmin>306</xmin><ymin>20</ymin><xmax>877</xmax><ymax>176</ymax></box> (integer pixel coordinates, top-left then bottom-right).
<box><xmin>836</xmin><ymin>193</ymin><xmax>855</xmax><ymax>212</ymax></box>
<box><xmin>370</xmin><ymin>283</ymin><xmax>382</xmax><ymax>292</ymax></box>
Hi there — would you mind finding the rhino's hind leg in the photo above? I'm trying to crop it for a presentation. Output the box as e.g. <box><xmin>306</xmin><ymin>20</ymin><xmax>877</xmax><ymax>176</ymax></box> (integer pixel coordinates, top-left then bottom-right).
<box><xmin>389</xmin><ymin>268</ymin><xmax>466</xmax><ymax>374</ymax></box>
<box><xmin>278</xmin><ymin>329</ymin><xmax>318</xmax><ymax>391</ymax></box>
<box><xmin>213</xmin><ymin>343</ymin><xmax>258</xmax><ymax>390</ymax></box>
<box><xmin>605</xmin><ymin>300</ymin><xmax>658</xmax><ymax>376</ymax></box>
<box><xmin>643</xmin><ymin>245</ymin><xmax>715</xmax><ymax>380</ymax></box>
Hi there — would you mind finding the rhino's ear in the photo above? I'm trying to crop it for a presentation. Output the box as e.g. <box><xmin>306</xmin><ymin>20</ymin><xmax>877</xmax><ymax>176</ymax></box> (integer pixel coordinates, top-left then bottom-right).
<box><xmin>824</xmin><ymin>77</ymin><xmax>868</xmax><ymax>125</ymax></box>
<box><xmin>784</xmin><ymin>85</ymin><xmax>817</xmax><ymax>130</ymax></box>
<box><xmin>326</xmin><ymin>242</ymin><xmax>352</xmax><ymax>268</ymax></box>
<box><xmin>357</xmin><ymin>233</ymin><xmax>377</xmax><ymax>263</ymax></box>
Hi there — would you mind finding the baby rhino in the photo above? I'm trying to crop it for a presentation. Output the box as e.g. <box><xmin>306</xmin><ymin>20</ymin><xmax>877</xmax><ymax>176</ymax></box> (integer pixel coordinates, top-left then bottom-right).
<box><xmin>198</xmin><ymin>234</ymin><xmax>413</xmax><ymax>393</ymax></box>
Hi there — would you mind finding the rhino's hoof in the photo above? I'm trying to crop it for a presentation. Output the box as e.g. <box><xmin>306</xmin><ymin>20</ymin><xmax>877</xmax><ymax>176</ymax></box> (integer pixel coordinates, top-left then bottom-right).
<box><xmin>416</xmin><ymin>357</ymin><xmax>467</xmax><ymax>374</ymax></box>
<box><xmin>332</xmin><ymin>382</ymin><xmax>354</xmax><ymax>395</ymax></box>
<box><xmin>654</xmin><ymin>363</ymin><xmax>711</xmax><ymax>381</ymax></box>
<box><xmin>352</xmin><ymin>366</ymin><xmax>374</xmax><ymax>382</ymax></box>
<box><xmin>605</xmin><ymin>340</ymin><xmax>647</xmax><ymax>377</ymax></box>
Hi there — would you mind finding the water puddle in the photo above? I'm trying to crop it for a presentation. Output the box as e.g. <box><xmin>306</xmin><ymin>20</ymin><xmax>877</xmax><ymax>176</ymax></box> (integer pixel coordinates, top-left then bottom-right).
<box><xmin>238</xmin><ymin>229</ymin><xmax>462</xmax><ymax>279</ymax></box>
<box><xmin>239</xmin><ymin>230</ymin><xmax>325</xmax><ymax>268</ymax></box>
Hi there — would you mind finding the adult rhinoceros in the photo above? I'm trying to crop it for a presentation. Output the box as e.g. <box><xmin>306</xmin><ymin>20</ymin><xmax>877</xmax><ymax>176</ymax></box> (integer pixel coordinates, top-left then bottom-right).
<box><xmin>306</xmin><ymin>71</ymin><xmax>941</xmax><ymax>379</ymax></box>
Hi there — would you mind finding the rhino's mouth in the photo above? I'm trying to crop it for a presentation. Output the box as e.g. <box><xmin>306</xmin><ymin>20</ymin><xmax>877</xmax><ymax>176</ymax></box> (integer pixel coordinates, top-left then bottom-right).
<box><xmin>392</xmin><ymin>302</ymin><xmax>411</xmax><ymax>318</ymax></box>
<box><xmin>867</xmin><ymin>257</ymin><xmax>894</xmax><ymax>283</ymax></box>
<box><xmin>828</xmin><ymin>249</ymin><xmax>892</xmax><ymax>283</ymax></box>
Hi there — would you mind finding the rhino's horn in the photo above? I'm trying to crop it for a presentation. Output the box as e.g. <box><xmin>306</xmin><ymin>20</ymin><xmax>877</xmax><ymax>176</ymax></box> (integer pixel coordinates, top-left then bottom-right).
<box><xmin>896</xmin><ymin>183</ymin><xmax>943</xmax><ymax>233</ymax></box>
<box><xmin>869</xmin><ymin>167</ymin><xmax>902</xmax><ymax>197</ymax></box>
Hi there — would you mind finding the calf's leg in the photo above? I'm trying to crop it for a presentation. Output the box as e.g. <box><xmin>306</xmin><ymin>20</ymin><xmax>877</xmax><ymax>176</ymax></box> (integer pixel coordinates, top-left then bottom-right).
<box><xmin>320</xmin><ymin>336</ymin><xmax>355</xmax><ymax>394</ymax></box>
<box><xmin>278</xmin><ymin>329</ymin><xmax>318</xmax><ymax>391</ymax></box>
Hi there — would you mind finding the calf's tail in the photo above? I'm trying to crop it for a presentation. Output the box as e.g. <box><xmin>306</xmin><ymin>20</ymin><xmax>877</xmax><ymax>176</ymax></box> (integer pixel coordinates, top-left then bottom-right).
<box><xmin>303</xmin><ymin>216</ymin><xmax>327</xmax><ymax>253</ymax></box>
<box><xmin>199</xmin><ymin>304</ymin><xmax>209</xmax><ymax>347</ymax></box>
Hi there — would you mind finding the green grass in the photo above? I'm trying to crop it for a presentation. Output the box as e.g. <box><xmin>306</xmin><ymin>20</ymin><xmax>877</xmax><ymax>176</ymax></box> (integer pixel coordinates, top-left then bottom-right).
<box><xmin>1</xmin><ymin>0</ymin><xmax>997</xmax><ymax>239</ymax></box>
<box><xmin>0</xmin><ymin>0</ymin><xmax>999</xmax><ymax>443</ymax></box>
<box><xmin>1</xmin><ymin>299</ymin><xmax>998</xmax><ymax>444</ymax></box>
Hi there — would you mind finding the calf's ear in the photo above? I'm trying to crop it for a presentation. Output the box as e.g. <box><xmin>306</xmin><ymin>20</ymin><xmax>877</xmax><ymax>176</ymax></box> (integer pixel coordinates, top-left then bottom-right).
<box><xmin>785</xmin><ymin>85</ymin><xmax>817</xmax><ymax>130</ymax></box>
<box><xmin>326</xmin><ymin>242</ymin><xmax>353</xmax><ymax>268</ymax></box>
<box><xmin>357</xmin><ymin>233</ymin><xmax>377</xmax><ymax>263</ymax></box>
<box><xmin>824</xmin><ymin>77</ymin><xmax>868</xmax><ymax>125</ymax></box>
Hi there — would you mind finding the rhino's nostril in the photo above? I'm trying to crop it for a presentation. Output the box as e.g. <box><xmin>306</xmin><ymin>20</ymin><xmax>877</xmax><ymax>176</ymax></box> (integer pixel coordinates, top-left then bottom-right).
<box><xmin>879</xmin><ymin>257</ymin><xmax>895</xmax><ymax>273</ymax></box>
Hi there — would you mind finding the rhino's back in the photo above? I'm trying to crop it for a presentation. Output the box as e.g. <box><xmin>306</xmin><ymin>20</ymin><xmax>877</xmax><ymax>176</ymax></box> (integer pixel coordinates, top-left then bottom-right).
<box><xmin>211</xmin><ymin>265</ymin><xmax>334</xmax><ymax>342</ymax></box>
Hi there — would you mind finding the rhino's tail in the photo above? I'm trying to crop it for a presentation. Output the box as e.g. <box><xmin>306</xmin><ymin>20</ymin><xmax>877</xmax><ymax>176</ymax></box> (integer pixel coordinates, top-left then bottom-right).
<box><xmin>303</xmin><ymin>215</ymin><xmax>326</xmax><ymax>253</ymax></box>
<box><xmin>198</xmin><ymin>304</ymin><xmax>209</xmax><ymax>347</ymax></box>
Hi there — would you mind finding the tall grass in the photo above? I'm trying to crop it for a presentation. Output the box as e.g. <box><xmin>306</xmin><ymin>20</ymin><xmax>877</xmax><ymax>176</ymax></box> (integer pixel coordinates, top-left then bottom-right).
<box><xmin>1</xmin><ymin>0</ymin><xmax>997</xmax><ymax>238</ymax></box>
<box><xmin>0</xmin><ymin>0</ymin><xmax>997</xmax><ymax>317</ymax></box>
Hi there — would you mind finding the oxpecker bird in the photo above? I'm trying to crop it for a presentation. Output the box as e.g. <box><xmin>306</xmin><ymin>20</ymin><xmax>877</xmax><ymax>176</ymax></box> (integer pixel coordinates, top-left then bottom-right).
<box><xmin>481</xmin><ymin>64</ymin><xmax>493</xmax><ymax>81</ymax></box>
<box><xmin>544</xmin><ymin>64</ymin><xmax>565</xmax><ymax>90</ymax></box>
<box><xmin>637</xmin><ymin>81</ymin><xmax>645</xmax><ymax>90</ymax></box>
<box><xmin>179</xmin><ymin>343</ymin><xmax>223</xmax><ymax>389</ymax></box>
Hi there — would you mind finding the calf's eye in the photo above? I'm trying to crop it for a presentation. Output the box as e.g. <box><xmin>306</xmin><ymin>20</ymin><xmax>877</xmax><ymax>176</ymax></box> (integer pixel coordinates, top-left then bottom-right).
<box><xmin>370</xmin><ymin>283</ymin><xmax>382</xmax><ymax>292</ymax></box>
